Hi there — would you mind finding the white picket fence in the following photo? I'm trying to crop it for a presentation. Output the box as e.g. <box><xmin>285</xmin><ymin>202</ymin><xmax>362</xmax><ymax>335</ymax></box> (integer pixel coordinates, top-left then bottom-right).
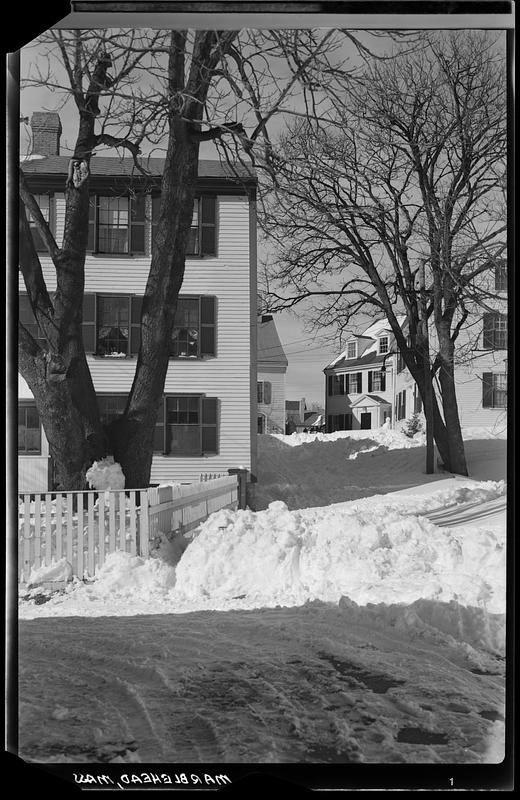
<box><xmin>18</xmin><ymin>475</ymin><xmax>238</xmax><ymax>584</ymax></box>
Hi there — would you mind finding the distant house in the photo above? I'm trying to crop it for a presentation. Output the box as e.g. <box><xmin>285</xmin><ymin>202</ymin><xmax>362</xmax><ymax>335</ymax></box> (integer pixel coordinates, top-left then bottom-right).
<box><xmin>257</xmin><ymin>315</ymin><xmax>288</xmax><ymax>434</ymax></box>
<box><xmin>18</xmin><ymin>112</ymin><xmax>258</xmax><ymax>491</ymax></box>
<box><xmin>324</xmin><ymin>302</ymin><xmax>507</xmax><ymax>433</ymax></box>
<box><xmin>303</xmin><ymin>409</ymin><xmax>325</xmax><ymax>432</ymax></box>
<box><xmin>285</xmin><ymin>398</ymin><xmax>306</xmax><ymax>433</ymax></box>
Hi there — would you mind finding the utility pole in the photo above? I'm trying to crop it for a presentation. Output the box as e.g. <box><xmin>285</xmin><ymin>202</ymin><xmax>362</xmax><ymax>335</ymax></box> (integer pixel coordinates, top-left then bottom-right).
<box><xmin>418</xmin><ymin>259</ymin><xmax>435</xmax><ymax>474</ymax></box>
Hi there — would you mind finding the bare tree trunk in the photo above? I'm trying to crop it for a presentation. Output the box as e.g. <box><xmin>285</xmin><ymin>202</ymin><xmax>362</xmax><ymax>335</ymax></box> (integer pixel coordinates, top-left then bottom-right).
<box><xmin>436</xmin><ymin>329</ymin><xmax>469</xmax><ymax>476</ymax></box>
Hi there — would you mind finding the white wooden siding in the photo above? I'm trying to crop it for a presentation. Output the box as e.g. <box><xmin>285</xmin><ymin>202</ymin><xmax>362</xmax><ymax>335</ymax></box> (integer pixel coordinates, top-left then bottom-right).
<box><xmin>19</xmin><ymin>457</ymin><xmax>50</xmax><ymax>492</ymax></box>
<box><xmin>20</xmin><ymin>195</ymin><xmax>253</xmax><ymax>485</ymax></box>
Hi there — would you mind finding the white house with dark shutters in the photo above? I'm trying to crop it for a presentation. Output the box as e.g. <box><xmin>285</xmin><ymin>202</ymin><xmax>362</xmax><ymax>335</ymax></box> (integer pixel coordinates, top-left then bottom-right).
<box><xmin>257</xmin><ymin>315</ymin><xmax>288</xmax><ymax>434</ymax></box>
<box><xmin>324</xmin><ymin>279</ymin><xmax>507</xmax><ymax>434</ymax></box>
<box><xmin>18</xmin><ymin>112</ymin><xmax>258</xmax><ymax>491</ymax></box>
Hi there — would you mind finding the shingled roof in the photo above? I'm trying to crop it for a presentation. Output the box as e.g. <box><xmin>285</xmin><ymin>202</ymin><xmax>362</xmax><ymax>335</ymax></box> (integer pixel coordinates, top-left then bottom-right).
<box><xmin>21</xmin><ymin>155</ymin><xmax>256</xmax><ymax>182</ymax></box>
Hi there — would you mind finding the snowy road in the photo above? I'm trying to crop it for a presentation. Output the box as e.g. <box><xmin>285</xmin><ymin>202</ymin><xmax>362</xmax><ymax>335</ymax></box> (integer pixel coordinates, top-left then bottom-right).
<box><xmin>19</xmin><ymin>601</ymin><xmax>504</xmax><ymax>765</ymax></box>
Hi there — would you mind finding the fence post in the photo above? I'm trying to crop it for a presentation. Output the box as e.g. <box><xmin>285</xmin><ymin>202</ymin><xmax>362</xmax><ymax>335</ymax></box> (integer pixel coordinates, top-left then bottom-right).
<box><xmin>228</xmin><ymin>468</ymin><xmax>248</xmax><ymax>510</ymax></box>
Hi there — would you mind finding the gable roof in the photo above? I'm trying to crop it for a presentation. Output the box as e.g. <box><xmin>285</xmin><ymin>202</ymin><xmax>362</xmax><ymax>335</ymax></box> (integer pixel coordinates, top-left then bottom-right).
<box><xmin>21</xmin><ymin>156</ymin><xmax>256</xmax><ymax>187</ymax></box>
<box><xmin>325</xmin><ymin>351</ymin><xmax>385</xmax><ymax>371</ymax></box>
<box><xmin>257</xmin><ymin>317</ymin><xmax>288</xmax><ymax>367</ymax></box>
<box><xmin>349</xmin><ymin>394</ymin><xmax>391</xmax><ymax>408</ymax></box>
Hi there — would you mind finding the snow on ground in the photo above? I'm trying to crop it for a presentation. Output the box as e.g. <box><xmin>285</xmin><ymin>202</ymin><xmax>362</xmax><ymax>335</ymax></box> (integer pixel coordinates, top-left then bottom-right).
<box><xmin>17</xmin><ymin>427</ymin><xmax>508</xmax><ymax>766</ymax></box>
<box><xmin>254</xmin><ymin>425</ymin><xmax>506</xmax><ymax>510</ymax></box>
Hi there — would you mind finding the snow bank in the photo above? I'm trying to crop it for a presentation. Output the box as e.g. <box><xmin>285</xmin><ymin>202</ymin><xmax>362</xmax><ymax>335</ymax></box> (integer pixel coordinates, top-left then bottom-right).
<box><xmin>272</xmin><ymin>426</ymin><xmax>426</xmax><ymax>449</ymax></box>
<box><xmin>86</xmin><ymin>457</ymin><xmax>125</xmax><ymax>491</ymax></box>
<box><xmin>27</xmin><ymin>558</ymin><xmax>72</xmax><ymax>587</ymax></box>
<box><xmin>170</xmin><ymin>497</ymin><xmax>505</xmax><ymax>617</ymax></box>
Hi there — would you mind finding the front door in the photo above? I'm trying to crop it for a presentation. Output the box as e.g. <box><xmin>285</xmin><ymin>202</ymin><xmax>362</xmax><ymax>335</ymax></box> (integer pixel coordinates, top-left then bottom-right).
<box><xmin>360</xmin><ymin>412</ymin><xmax>371</xmax><ymax>430</ymax></box>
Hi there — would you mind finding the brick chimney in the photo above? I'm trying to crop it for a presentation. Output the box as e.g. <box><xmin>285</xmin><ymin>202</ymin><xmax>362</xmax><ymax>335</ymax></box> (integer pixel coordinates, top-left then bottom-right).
<box><xmin>30</xmin><ymin>112</ymin><xmax>62</xmax><ymax>156</ymax></box>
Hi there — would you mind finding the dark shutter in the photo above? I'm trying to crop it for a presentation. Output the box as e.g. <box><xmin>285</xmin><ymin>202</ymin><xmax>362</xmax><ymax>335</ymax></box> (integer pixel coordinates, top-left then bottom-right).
<box><xmin>200</xmin><ymin>296</ymin><xmax>216</xmax><ymax>356</ymax></box>
<box><xmin>151</xmin><ymin>195</ymin><xmax>161</xmax><ymax>255</ymax></box>
<box><xmin>202</xmin><ymin>397</ymin><xmax>218</xmax><ymax>454</ymax></box>
<box><xmin>153</xmin><ymin>397</ymin><xmax>166</xmax><ymax>452</ymax></box>
<box><xmin>482</xmin><ymin>373</ymin><xmax>493</xmax><ymax>408</ymax></box>
<box><xmin>264</xmin><ymin>381</ymin><xmax>272</xmax><ymax>404</ymax></box>
<box><xmin>82</xmin><ymin>294</ymin><xmax>97</xmax><ymax>353</ymax></box>
<box><xmin>130</xmin><ymin>296</ymin><xmax>142</xmax><ymax>356</ymax></box>
<box><xmin>130</xmin><ymin>194</ymin><xmax>146</xmax><ymax>254</ymax></box>
<box><xmin>482</xmin><ymin>313</ymin><xmax>494</xmax><ymax>349</ymax></box>
<box><xmin>328</xmin><ymin>375</ymin><xmax>333</xmax><ymax>396</ymax></box>
<box><xmin>200</xmin><ymin>196</ymin><xmax>217</xmax><ymax>256</ymax></box>
<box><xmin>368</xmin><ymin>372</ymin><xmax>373</xmax><ymax>393</ymax></box>
<box><xmin>345</xmin><ymin>414</ymin><xmax>352</xmax><ymax>430</ymax></box>
<box><xmin>356</xmin><ymin>372</ymin><xmax>363</xmax><ymax>393</ymax></box>
<box><xmin>403</xmin><ymin>390</ymin><xmax>407</xmax><ymax>418</ymax></box>
<box><xmin>380</xmin><ymin>371</ymin><xmax>386</xmax><ymax>392</ymax></box>
<box><xmin>340</xmin><ymin>374</ymin><xmax>345</xmax><ymax>395</ymax></box>
<box><xmin>87</xmin><ymin>195</ymin><xmax>96</xmax><ymax>251</ymax></box>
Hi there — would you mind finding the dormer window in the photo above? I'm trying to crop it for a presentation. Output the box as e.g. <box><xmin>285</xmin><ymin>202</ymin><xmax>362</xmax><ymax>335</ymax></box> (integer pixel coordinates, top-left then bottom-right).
<box><xmin>346</xmin><ymin>341</ymin><xmax>357</xmax><ymax>359</ymax></box>
<box><xmin>379</xmin><ymin>336</ymin><xmax>389</xmax><ymax>355</ymax></box>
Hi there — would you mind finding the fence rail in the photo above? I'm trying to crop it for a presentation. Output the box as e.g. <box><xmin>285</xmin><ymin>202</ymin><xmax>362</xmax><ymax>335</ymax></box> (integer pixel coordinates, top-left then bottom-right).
<box><xmin>18</xmin><ymin>475</ymin><xmax>239</xmax><ymax>584</ymax></box>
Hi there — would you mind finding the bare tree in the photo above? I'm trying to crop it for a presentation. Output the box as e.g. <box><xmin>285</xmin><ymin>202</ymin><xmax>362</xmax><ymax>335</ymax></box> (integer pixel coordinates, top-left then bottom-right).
<box><xmin>262</xmin><ymin>31</ymin><xmax>507</xmax><ymax>475</ymax></box>
<box><xmin>19</xmin><ymin>27</ymin><xmax>358</xmax><ymax>489</ymax></box>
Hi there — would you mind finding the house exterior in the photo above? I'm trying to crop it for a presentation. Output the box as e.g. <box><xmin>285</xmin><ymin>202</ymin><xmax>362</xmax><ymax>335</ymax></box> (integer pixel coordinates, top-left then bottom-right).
<box><xmin>324</xmin><ymin>282</ymin><xmax>507</xmax><ymax>434</ymax></box>
<box><xmin>18</xmin><ymin>112</ymin><xmax>258</xmax><ymax>491</ymax></box>
<box><xmin>257</xmin><ymin>315</ymin><xmax>288</xmax><ymax>434</ymax></box>
<box><xmin>285</xmin><ymin>398</ymin><xmax>307</xmax><ymax>433</ymax></box>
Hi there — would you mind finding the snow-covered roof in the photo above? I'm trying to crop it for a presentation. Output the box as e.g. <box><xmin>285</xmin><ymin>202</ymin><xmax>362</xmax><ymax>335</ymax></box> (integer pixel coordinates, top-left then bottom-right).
<box><xmin>326</xmin><ymin>316</ymin><xmax>407</xmax><ymax>369</ymax></box>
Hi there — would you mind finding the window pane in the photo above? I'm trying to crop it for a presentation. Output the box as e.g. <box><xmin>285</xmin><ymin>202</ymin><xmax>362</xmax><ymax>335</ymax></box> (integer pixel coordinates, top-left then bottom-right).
<box><xmin>172</xmin><ymin>299</ymin><xmax>200</xmax><ymax>357</ymax></box>
<box><xmin>347</xmin><ymin>342</ymin><xmax>356</xmax><ymax>358</ymax></box>
<box><xmin>168</xmin><ymin>425</ymin><xmax>200</xmax><ymax>455</ymax></box>
<box><xmin>186</xmin><ymin>227</ymin><xmax>199</xmax><ymax>255</ymax></box>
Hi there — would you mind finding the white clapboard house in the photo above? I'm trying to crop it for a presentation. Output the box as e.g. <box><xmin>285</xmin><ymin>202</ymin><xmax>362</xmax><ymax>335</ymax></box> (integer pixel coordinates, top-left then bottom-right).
<box><xmin>18</xmin><ymin>112</ymin><xmax>258</xmax><ymax>491</ymax></box>
<box><xmin>324</xmin><ymin>275</ymin><xmax>507</xmax><ymax>434</ymax></box>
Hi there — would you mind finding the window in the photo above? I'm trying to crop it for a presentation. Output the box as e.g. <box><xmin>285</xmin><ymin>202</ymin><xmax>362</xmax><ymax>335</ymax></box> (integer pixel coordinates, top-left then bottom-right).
<box><xmin>81</xmin><ymin>294</ymin><xmax>142</xmax><ymax>357</ymax></box>
<box><xmin>171</xmin><ymin>296</ymin><xmax>216</xmax><ymax>358</ymax></box>
<box><xmin>98</xmin><ymin>395</ymin><xmax>127</xmax><ymax>426</ymax></box>
<box><xmin>327</xmin><ymin>374</ymin><xmax>345</xmax><ymax>396</ymax></box>
<box><xmin>346</xmin><ymin>341</ymin><xmax>357</xmax><ymax>359</ymax></box>
<box><xmin>27</xmin><ymin>194</ymin><xmax>54</xmax><ymax>251</ymax></box>
<box><xmin>483</xmin><ymin>313</ymin><xmax>507</xmax><ymax>350</ymax></box>
<box><xmin>368</xmin><ymin>370</ymin><xmax>386</xmax><ymax>393</ymax></box>
<box><xmin>482</xmin><ymin>373</ymin><xmax>507</xmax><ymax>408</ymax></box>
<box><xmin>346</xmin><ymin>372</ymin><xmax>362</xmax><ymax>393</ymax></box>
<box><xmin>495</xmin><ymin>262</ymin><xmax>507</xmax><ymax>292</ymax></box>
<box><xmin>154</xmin><ymin>395</ymin><xmax>218</xmax><ymax>455</ymax></box>
<box><xmin>19</xmin><ymin>294</ymin><xmax>48</xmax><ymax>349</ymax></box>
<box><xmin>257</xmin><ymin>381</ymin><xmax>272</xmax><ymax>404</ymax></box>
<box><xmin>379</xmin><ymin>336</ymin><xmax>389</xmax><ymax>355</ymax></box>
<box><xmin>396</xmin><ymin>390</ymin><xmax>407</xmax><ymax>421</ymax></box>
<box><xmin>97</xmin><ymin>296</ymin><xmax>130</xmax><ymax>356</ymax></box>
<box><xmin>152</xmin><ymin>195</ymin><xmax>217</xmax><ymax>257</ymax></box>
<box><xmin>88</xmin><ymin>193</ymin><xmax>146</xmax><ymax>255</ymax></box>
<box><xmin>18</xmin><ymin>403</ymin><xmax>41</xmax><ymax>454</ymax></box>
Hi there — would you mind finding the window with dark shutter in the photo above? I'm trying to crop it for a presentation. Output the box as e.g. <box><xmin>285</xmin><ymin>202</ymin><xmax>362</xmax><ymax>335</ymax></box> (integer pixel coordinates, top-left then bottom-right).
<box><xmin>18</xmin><ymin>403</ymin><xmax>41</xmax><ymax>454</ymax></box>
<box><xmin>202</xmin><ymin>397</ymin><xmax>218</xmax><ymax>454</ymax></box>
<box><xmin>130</xmin><ymin>296</ymin><xmax>142</xmax><ymax>356</ymax></box>
<box><xmin>483</xmin><ymin>313</ymin><xmax>507</xmax><ymax>350</ymax></box>
<box><xmin>200</xmin><ymin>296</ymin><xmax>216</xmax><ymax>356</ymax></box>
<box><xmin>27</xmin><ymin>194</ymin><xmax>54</xmax><ymax>252</ymax></box>
<box><xmin>87</xmin><ymin>195</ymin><xmax>96</xmax><ymax>251</ymax></box>
<box><xmin>264</xmin><ymin>381</ymin><xmax>272</xmax><ymax>405</ymax></box>
<box><xmin>257</xmin><ymin>382</ymin><xmax>264</xmax><ymax>404</ymax></box>
<box><xmin>82</xmin><ymin>294</ymin><xmax>97</xmax><ymax>353</ymax></box>
<box><xmin>327</xmin><ymin>375</ymin><xmax>333</xmax><ymax>397</ymax></box>
<box><xmin>130</xmin><ymin>194</ymin><xmax>146</xmax><ymax>254</ymax></box>
<box><xmin>200</xmin><ymin>196</ymin><xmax>217</xmax><ymax>256</ymax></box>
<box><xmin>153</xmin><ymin>397</ymin><xmax>166</xmax><ymax>453</ymax></box>
<box><xmin>482</xmin><ymin>373</ymin><xmax>493</xmax><ymax>408</ymax></box>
